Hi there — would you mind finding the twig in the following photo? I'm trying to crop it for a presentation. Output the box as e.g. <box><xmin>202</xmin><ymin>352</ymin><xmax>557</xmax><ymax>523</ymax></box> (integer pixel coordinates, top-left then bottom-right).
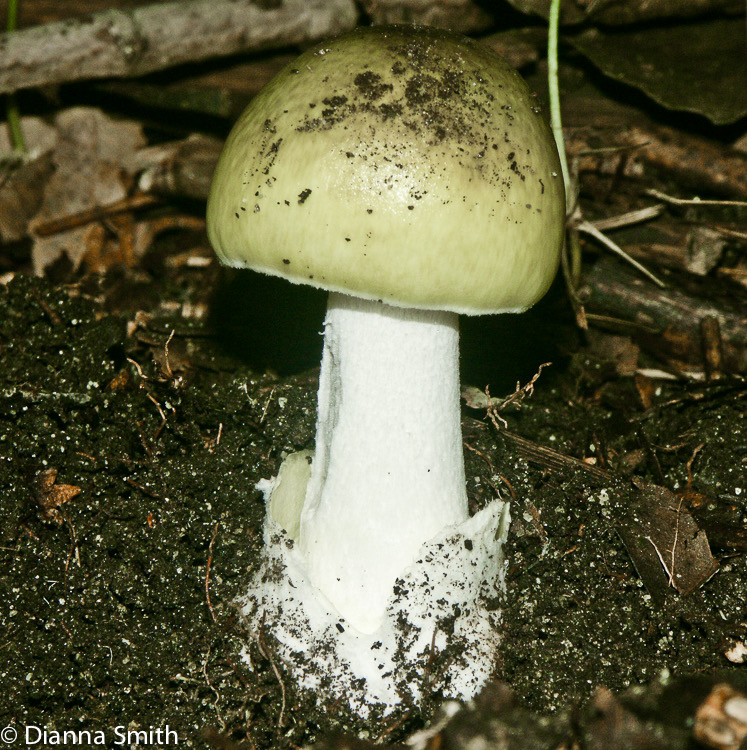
<box><xmin>590</xmin><ymin>204</ymin><xmax>665</xmax><ymax>231</ymax></box>
<box><xmin>0</xmin><ymin>0</ymin><xmax>357</xmax><ymax>96</ymax></box>
<box><xmin>205</xmin><ymin>522</ymin><xmax>219</xmax><ymax>622</ymax></box>
<box><xmin>32</xmin><ymin>193</ymin><xmax>160</xmax><ymax>237</ymax></box>
<box><xmin>576</xmin><ymin>219</ymin><xmax>666</xmax><ymax>288</ymax></box>
<box><xmin>645</xmin><ymin>188</ymin><xmax>747</xmax><ymax>208</ymax></box>
<box><xmin>256</xmin><ymin>618</ymin><xmax>287</xmax><ymax>729</ymax></box>
<box><xmin>645</xmin><ymin>535</ymin><xmax>673</xmax><ymax>585</ymax></box>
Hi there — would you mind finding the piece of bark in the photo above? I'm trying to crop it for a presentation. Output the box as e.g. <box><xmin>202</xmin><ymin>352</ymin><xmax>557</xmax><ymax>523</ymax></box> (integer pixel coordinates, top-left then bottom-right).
<box><xmin>361</xmin><ymin>0</ymin><xmax>493</xmax><ymax>33</ymax></box>
<box><xmin>0</xmin><ymin>0</ymin><xmax>358</xmax><ymax>95</ymax></box>
<box><xmin>137</xmin><ymin>135</ymin><xmax>223</xmax><ymax>202</ymax></box>
<box><xmin>584</xmin><ymin>0</ymin><xmax>743</xmax><ymax>25</ymax></box>
<box><xmin>598</xmin><ymin>216</ymin><xmax>734</xmax><ymax>279</ymax></box>
<box><xmin>583</xmin><ymin>256</ymin><xmax>747</xmax><ymax>375</ymax></box>
<box><xmin>563</xmin><ymin>90</ymin><xmax>747</xmax><ymax>200</ymax></box>
<box><xmin>613</xmin><ymin>125</ymin><xmax>747</xmax><ymax>199</ymax></box>
<box><xmin>94</xmin><ymin>53</ymin><xmax>297</xmax><ymax>121</ymax></box>
<box><xmin>693</xmin><ymin>684</ymin><xmax>747</xmax><ymax>750</ymax></box>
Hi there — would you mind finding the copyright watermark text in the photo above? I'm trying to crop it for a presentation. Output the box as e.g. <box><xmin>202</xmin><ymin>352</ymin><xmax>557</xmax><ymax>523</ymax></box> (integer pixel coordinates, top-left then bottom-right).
<box><xmin>1</xmin><ymin>724</ymin><xmax>179</xmax><ymax>746</ymax></box>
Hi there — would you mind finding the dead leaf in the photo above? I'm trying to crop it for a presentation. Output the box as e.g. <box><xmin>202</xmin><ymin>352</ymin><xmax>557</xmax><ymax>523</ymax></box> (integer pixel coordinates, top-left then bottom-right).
<box><xmin>28</xmin><ymin>107</ymin><xmax>146</xmax><ymax>274</ymax></box>
<box><xmin>0</xmin><ymin>151</ymin><xmax>55</xmax><ymax>242</ymax></box>
<box><xmin>617</xmin><ymin>479</ymin><xmax>719</xmax><ymax>602</ymax></box>
<box><xmin>570</xmin><ymin>18</ymin><xmax>747</xmax><ymax>125</ymax></box>
<box><xmin>34</xmin><ymin>467</ymin><xmax>82</xmax><ymax>524</ymax></box>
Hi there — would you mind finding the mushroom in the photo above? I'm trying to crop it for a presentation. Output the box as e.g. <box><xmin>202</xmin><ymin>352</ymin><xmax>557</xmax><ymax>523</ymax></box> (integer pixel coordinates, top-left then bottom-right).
<box><xmin>207</xmin><ymin>24</ymin><xmax>565</xmax><ymax>710</ymax></box>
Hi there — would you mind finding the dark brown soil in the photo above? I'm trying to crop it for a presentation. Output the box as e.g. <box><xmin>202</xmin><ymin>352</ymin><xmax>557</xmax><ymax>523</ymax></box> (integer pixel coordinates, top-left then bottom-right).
<box><xmin>0</xmin><ymin>248</ymin><xmax>744</xmax><ymax>748</ymax></box>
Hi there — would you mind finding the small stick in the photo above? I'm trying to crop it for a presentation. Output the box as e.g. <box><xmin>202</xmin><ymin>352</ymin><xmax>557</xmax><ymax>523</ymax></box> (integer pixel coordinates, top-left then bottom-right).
<box><xmin>257</xmin><ymin>617</ymin><xmax>287</xmax><ymax>729</ymax></box>
<box><xmin>700</xmin><ymin>316</ymin><xmax>724</xmax><ymax>382</ymax></box>
<box><xmin>645</xmin><ymin>188</ymin><xmax>747</xmax><ymax>208</ymax></box>
<box><xmin>163</xmin><ymin>329</ymin><xmax>176</xmax><ymax>380</ymax></box>
<box><xmin>205</xmin><ymin>522</ymin><xmax>219</xmax><ymax>622</ymax></box>
<box><xmin>32</xmin><ymin>193</ymin><xmax>160</xmax><ymax>237</ymax></box>
<box><xmin>577</xmin><ymin>219</ymin><xmax>665</xmax><ymax>288</ymax></box>
<box><xmin>590</xmin><ymin>204</ymin><xmax>664</xmax><ymax>231</ymax></box>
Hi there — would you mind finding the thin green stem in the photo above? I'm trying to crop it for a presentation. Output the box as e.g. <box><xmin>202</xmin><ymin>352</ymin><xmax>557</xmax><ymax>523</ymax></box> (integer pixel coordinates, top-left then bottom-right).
<box><xmin>6</xmin><ymin>0</ymin><xmax>18</xmax><ymax>33</ymax></box>
<box><xmin>547</xmin><ymin>0</ymin><xmax>570</xmax><ymax>206</ymax></box>
<box><xmin>5</xmin><ymin>0</ymin><xmax>26</xmax><ymax>154</ymax></box>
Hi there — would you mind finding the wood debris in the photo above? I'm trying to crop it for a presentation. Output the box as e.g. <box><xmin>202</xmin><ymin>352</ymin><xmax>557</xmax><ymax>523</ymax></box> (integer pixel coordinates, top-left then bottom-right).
<box><xmin>0</xmin><ymin>0</ymin><xmax>357</xmax><ymax>95</ymax></box>
<box><xmin>694</xmin><ymin>684</ymin><xmax>747</xmax><ymax>750</ymax></box>
<box><xmin>583</xmin><ymin>256</ymin><xmax>747</xmax><ymax>376</ymax></box>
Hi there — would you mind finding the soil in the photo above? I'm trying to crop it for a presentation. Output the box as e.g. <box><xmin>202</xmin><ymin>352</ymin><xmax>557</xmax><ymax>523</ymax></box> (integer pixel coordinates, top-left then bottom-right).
<box><xmin>1</xmin><ymin>247</ymin><xmax>745</xmax><ymax>749</ymax></box>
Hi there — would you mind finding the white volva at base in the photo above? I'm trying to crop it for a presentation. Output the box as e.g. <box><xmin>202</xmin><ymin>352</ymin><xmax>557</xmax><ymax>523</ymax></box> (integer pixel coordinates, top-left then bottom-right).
<box><xmin>243</xmin><ymin>490</ymin><xmax>509</xmax><ymax>713</ymax></box>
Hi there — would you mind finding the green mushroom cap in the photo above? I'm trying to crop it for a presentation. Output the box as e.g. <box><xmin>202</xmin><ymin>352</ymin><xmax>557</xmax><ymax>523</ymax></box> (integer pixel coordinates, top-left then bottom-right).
<box><xmin>207</xmin><ymin>24</ymin><xmax>565</xmax><ymax>315</ymax></box>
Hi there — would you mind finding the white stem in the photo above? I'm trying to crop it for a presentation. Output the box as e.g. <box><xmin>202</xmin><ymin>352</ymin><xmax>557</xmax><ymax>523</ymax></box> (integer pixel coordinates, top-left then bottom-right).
<box><xmin>299</xmin><ymin>293</ymin><xmax>468</xmax><ymax>634</ymax></box>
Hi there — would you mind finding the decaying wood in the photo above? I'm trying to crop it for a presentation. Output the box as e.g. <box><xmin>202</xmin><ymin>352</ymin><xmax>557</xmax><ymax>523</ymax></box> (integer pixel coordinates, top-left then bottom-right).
<box><xmin>585</xmin><ymin>0</ymin><xmax>743</xmax><ymax>25</ymax></box>
<box><xmin>360</xmin><ymin>0</ymin><xmax>493</xmax><ymax>33</ymax></box>
<box><xmin>137</xmin><ymin>135</ymin><xmax>223</xmax><ymax>202</ymax></box>
<box><xmin>0</xmin><ymin>0</ymin><xmax>357</xmax><ymax>95</ymax></box>
<box><xmin>583</xmin><ymin>256</ymin><xmax>747</xmax><ymax>375</ymax></box>
<box><xmin>601</xmin><ymin>214</ymin><xmax>738</xmax><ymax>279</ymax></box>
<box><xmin>564</xmin><ymin>93</ymin><xmax>747</xmax><ymax>201</ymax></box>
<box><xmin>95</xmin><ymin>53</ymin><xmax>297</xmax><ymax>121</ymax></box>
<box><xmin>616</xmin><ymin>124</ymin><xmax>747</xmax><ymax>201</ymax></box>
